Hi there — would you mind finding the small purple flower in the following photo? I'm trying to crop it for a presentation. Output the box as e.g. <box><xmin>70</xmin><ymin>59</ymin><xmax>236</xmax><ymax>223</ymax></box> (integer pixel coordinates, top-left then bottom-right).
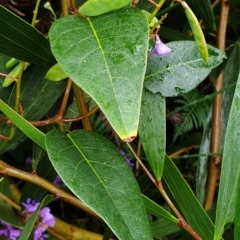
<box><xmin>22</xmin><ymin>198</ymin><xmax>40</xmax><ymax>213</ymax></box>
<box><xmin>118</xmin><ymin>148</ymin><xmax>135</xmax><ymax>169</ymax></box>
<box><xmin>53</xmin><ymin>175</ymin><xmax>65</xmax><ymax>187</ymax></box>
<box><xmin>25</xmin><ymin>156</ymin><xmax>33</xmax><ymax>165</ymax></box>
<box><xmin>152</xmin><ymin>34</ymin><xmax>171</xmax><ymax>56</ymax></box>
<box><xmin>34</xmin><ymin>226</ymin><xmax>48</xmax><ymax>240</ymax></box>
<box><xmin>0</xmin><ymin>221</ymin><xmax>21</xmax><ymax>240</ymax></box>
<box><xmin>39</xmin><ymin>207</ymin><xmax>55</xmax><ymax>227</ymax></box>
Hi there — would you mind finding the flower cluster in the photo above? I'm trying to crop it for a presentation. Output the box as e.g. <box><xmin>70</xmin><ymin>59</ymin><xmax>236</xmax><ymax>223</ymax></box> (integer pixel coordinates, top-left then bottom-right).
<box><xmin>0</xmin><ymin>221</ymin><xmax>21</xmax><ymax>240</ymax></box>
<box><xmin>22</xmin><ymin>198</ymin><xmax>55</xmax><ymax>240</ymax></box>
<box><xmin>118</xmin><ymin>148</ymin><xmax>134</xmax><ymax>169</ymax></box>
<box><xmin>152</xmin><ymin>34</ymin><xmax>171</xmax><ymax>57</ymax></box>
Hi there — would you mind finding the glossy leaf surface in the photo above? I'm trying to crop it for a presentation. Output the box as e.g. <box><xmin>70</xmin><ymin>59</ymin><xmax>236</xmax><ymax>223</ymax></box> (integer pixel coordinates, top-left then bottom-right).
<box><xmin>214</xmin><ymin>72</ymin><xmax>240</xmax><ymax>240</ymax></box>
<box><xmin>49</xmin><ymin>8</ymin><xmax>149</xmax><ymax>140</ymax></box>
<box><xmin>145</xmin><ymin>41</ymin><xmax>225</xmax><ymax>97</ymax></box>
<box><xmin>139</xmin><ymin>89</ymin><xmax>165</xmax><ymax>180</ymax></box>
<box><xmin>0</xmin><ymin>6</ymin><xmax>55</xmax><ymax>65</ymax></box>
<box><xmin>46</xmin><ymin>129</ymin><xmax>153</xmax><ymax>240</ymax></box>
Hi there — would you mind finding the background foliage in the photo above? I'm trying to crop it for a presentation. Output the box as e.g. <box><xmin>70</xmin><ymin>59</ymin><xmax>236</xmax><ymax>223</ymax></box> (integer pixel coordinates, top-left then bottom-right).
<box><xmin>0</xmin><ymin>0</ymin><xmax>239</xmax><ymax>239</ymax></box>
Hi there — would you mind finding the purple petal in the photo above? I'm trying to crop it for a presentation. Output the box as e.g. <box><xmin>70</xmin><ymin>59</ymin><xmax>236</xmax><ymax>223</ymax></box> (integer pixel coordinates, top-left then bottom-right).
<box><xmin>22</xmin><ymin>198</ymin><xmax>40</xmax><ymax>213</ymax></box>
<box><xmin>152</xmin><ymin>35</ymin><xmax>171</xmax><ymax>57</ymax></box>
<box><xmin>39</xmin><ymin>207</ymin><xmax>55</xmax><ymax>227</ymax></box>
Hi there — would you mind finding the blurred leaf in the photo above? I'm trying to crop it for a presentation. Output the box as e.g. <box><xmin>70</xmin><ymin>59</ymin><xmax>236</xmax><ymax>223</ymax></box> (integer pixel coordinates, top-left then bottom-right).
<box><xmin>0</xmin><ymin>179</ymin><xmax>21</xmax><ymax>227</ymax></box>
<box><xmin>151</xmin><ymin>218</ymin><xmax>180</xmax><ymax>239</ymax></box>
<box><xmin>220</xmin><ymin>42</ymin><xmax>240</xmax><ymax>147</ymax></box>
<box><xmin>0</xmin><ymin>100</ymin><xmax>46</xmax><ymax>150</ymax></box>
<box><xmin>145</xmin><ymin>41</ymin><xmax>226</xmax><ymax>97</ymax></box>
<box><xmin>143</xmin><ymin>195</ymin><xmax>178</xmax><ymax>223</ymax></box>
<box><xmin>139</xmin><ymin>89</ymin><xmax>166</xmax><ymax>180</ymax></box>
<box><xmin>214</xmin><ymin>73</ymin><xmax>240</xmax><ymax>240</ymax></box>
<box><xmin>163</xmin><ymin>155</ymin><xmax>214</xmax><ymax>240</ymax></box>
<box><xmin>160</xmin><ymin>26</ymin><xmax>193</xmax><ymax>41</ymax></box>
<box><xmin>49</xmin><ymin>8</ymin><xmax>149</xmax><ymax>141</ymax></box>
<box><xmin>0</xmin><ymin>65</ymin><xmax>66</xmax><ymax>154</ymax></box>
<box><xmin>234</xmin><ymin>178</ymin><xmax>240</xmax><ymax>239</ymax></box>
<box><xmin>187</xmin><ymin>0</ymin><xmax>216</xmax><ymax>30</ymax></box>
<box><xmin>196</xmin><ymin>110</ymin><xmax>212</xmax><ymax>205</ymax></box>
<box><xmin>0</xmin><ymin>6</ymin><xmax>55</xmax><ymax>65</ymax></box>
<box><xmin>46</xmin><ymin>129</ymin><xmax>153</xmax><ymax>240</ymax></box>
<box><xmin>18</xmin><ymin>195</ymin><xmax>54</xmax><ymax>240</ymax></box>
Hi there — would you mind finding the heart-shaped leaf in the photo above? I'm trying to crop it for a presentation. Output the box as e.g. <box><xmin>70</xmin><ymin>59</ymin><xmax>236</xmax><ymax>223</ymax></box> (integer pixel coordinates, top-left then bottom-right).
<box><xmin>49</xmin><ymin>8</ymin><xmax>149</xmax><ymax>141</ymax></box>
<box><xmin>144</xmin><ymin>41</ymin><xmax>226</xmax><ymax>97</ymax></box>
<box><xmin>45</xmin><ymin>129</ymin><xmax>153</xmax><ymax>240</ymax></box>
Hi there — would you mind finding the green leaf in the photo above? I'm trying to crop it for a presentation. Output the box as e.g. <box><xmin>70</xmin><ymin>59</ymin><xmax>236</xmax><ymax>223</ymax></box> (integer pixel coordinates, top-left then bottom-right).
<box><xmin>143</xmin><ymin>195</ymin><xmax>178</xmax><ymax>223</ymax></box>
<box><xmin>18</xmin><ymin>195</ymin><xmax>54</xmax><ymax>240</ymax></box>
<box><xmin>214</xmin><ymin>72</ymin><xmax>240</xmax><ymax>240</ymax></box>
<box><xmin>0</xmin><ymin>65</ymin><xmax>66</xmax><ymax>154</ymax></box>
<box><xmin>145</xmin><ymin>41</ymin><xmax>226</xmax><ymax>97</ymax></box>
<box><xmin>139</xmin><ymin>89</ymin><xmax>166</xmax><ymax>180</ymax></box>
<box><xmin>151</xmin><ymin>218</ymin><xmax>180</xmax><ymax>239</ymax></box>
<box><xmin>187</xmin><ymin>0</ymin><xmax>216</xmax><ymax>30</ymax></box>
<box><xmin>0</xmin><ymin>179</ymin><xmax>21</xmax><ymax>227</ymax></box>
<box><xmin>234</xmin><ymin>178</ymin><xmax>240</xmax><ymax>239</ymax></box>
<box><xmin>46</xmin><ymin>63</ymin><xmax>68</xmax><ymax>81</ymax></box>
<box><xmin>45</xmin><ymin>129</ymin><xmax>153</xmax><ymax>240</ymax></box>
<box><xmin>49</xmin><ymin>8</ymin><xmax>149</xmax><ymax>141</ymax></box>
<box><xmin>0</xmin><ymin>100</ymin><xmax>46</xmax><ymax>150</ymax></box>
<box><xmin>0</xmin><ymin>6</ymin><xmax>55</xmax><ymax>65</ymax></box>
<box><xmin>79</xmin><ymin>0</ymin><xmax>132</xmax><ymax>16</ymax></box>
<box><xmin>163</xmin><ymin>155</ymin><xmax>214</xmax><ymax>240</ymax></box>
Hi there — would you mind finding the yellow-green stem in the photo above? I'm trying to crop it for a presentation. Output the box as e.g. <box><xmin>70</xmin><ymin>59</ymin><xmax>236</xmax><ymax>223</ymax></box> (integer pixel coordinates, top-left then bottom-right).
<box><xmin>31</xmin><ymin>0</ymin><xmax>42</xmax><ymax>26</ymax></box>
<box><xmin>148</xmin><ymin>0</ymin><xmax>167</xmax><ymax>24</ymax></box>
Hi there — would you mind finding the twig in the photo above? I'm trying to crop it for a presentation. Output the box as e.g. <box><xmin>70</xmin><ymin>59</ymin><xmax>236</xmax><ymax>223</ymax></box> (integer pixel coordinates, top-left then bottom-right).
<box><xmin>126</xmin><ymin>143</ymin><xmax>202</xmax><ymax>240</ymax></box>
<box><xmin>204</xmin><ymin>0</ymin><xmax>229</xmax><ymax>210</ymax></box>
<box><xmin>0</xmin><ymin>160</ymin><xmax>99</xmax><ymax>219</ymax></box>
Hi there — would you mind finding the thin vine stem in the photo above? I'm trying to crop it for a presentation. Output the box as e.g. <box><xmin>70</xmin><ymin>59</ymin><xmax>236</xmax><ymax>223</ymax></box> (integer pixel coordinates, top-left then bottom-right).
<box><xmin>126</xmin><ymin>143</ymin><xmax>202</xmax><ymax>240</ymax></box>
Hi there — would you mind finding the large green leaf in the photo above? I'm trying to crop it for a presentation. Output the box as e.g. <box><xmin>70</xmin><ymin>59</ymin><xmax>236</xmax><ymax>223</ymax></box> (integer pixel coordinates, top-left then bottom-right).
<box><xmin>139</xmin><ymin>89</ymin><xmax>165</xmax><ymax>180</ymax></box>
<box><xmin>49</xmin><ymin>8</ymin><xmax>149</xmax><ymax>141</ymax></box>
<box><xmin>214</xmin><ymin>72</ymin><xmax>240</xmax><ymax>240</ymax></box>
<box><xmin>0</xmin><ymin>6</ymin><xmax>55</xmax><ymax>65</ymax></box>
<box><xmin>163</xmin><ymin>155</ymin><xmax>215</xmax><ymax>240</ymax></box>
<box><xmin>45</xmin><ymin>129</ymin><xmax>153</xmax><ymax>240</ymax></box>
<box><xmin>0</xmin><ymin>65</ymin><xmax>66</xmax><ymax>154</ymax></box>
<box><xmin>145</xmin><ymin>41</ymin><xmax>226</xmax><ymax>97</ymax></box>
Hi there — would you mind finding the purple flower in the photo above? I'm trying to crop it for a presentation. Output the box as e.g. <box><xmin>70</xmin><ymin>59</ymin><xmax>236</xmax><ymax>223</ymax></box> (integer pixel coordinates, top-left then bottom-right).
<box><xmin>0</xmin><ymin>221</ymin><xmax>21</xmax><ymax>240</ymax></box>
<box><xmin>118</xmin><ymin>148</ymin><xmax>135</xmax><ymax>169</ymax></box>
<box><xmin>39</xmin><ymin>207</ymin><xmax>55</xmax><ymax>227</ymax></box>
<box><xmin>34</xmin><ymin>226</ymin><xmax>48</xmax><ymax>240</ymax></box>
<box><xmin>53</xmin><ymin>175</ymin><xmax>65</xmax><ymax>187</ymax></box>
<box><xmin>152</xmin><ymin>34</ymin><xmax>171</xmax><ymax>56</ymax></box>
<box><xmin>22</xmin><ymin>198</ymin><xmax>40</xmax><ymax>213</ymax></box>
<box><xmin>25</xmin><ymin>156</ymin><xmax>33</xmax><ymax>165</ymax></box>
